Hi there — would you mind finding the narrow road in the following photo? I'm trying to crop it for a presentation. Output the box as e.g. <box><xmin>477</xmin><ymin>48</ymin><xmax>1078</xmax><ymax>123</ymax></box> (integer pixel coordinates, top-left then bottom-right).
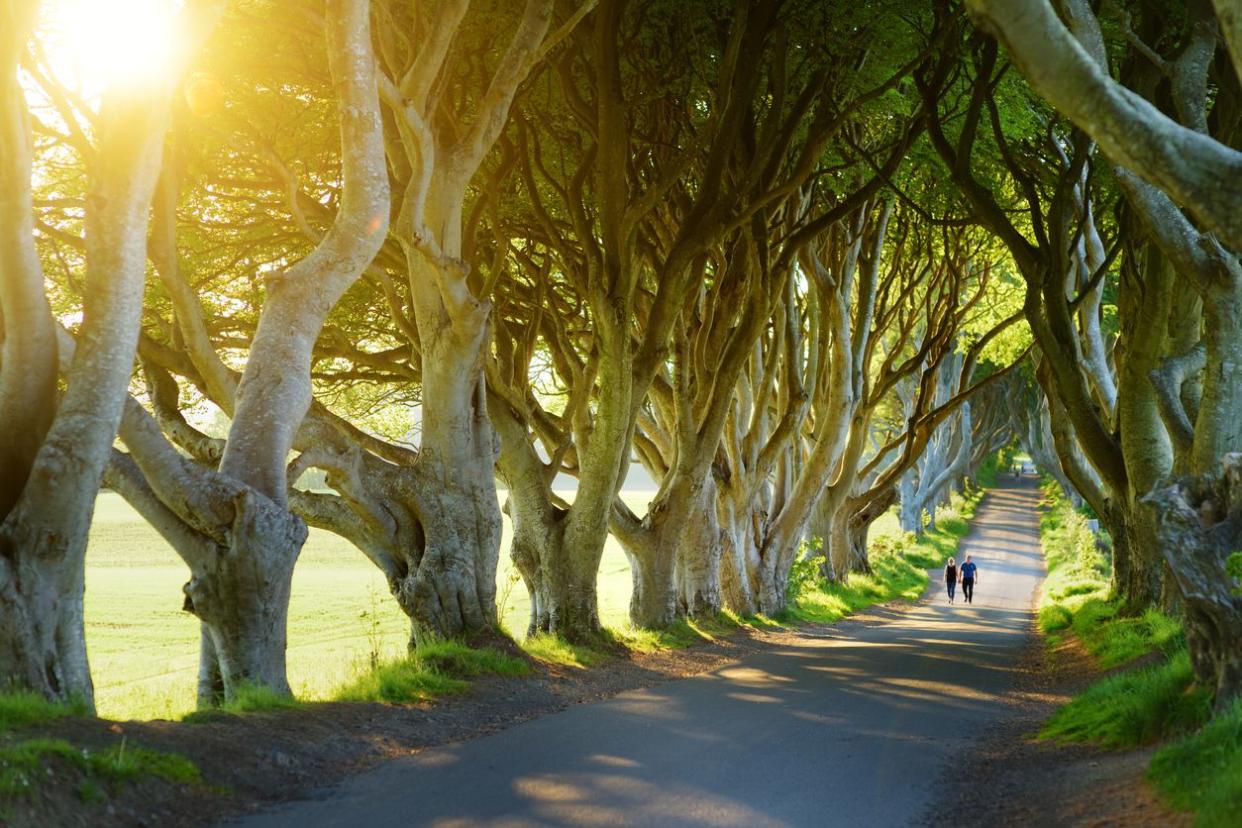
<box><xmin>230</xmin><ymin>476</ymin><xmax>1043</xmax><ymax>828</ymax></box>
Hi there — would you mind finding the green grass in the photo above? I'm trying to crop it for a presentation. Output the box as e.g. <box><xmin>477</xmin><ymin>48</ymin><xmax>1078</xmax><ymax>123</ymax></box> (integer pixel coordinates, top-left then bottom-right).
<box><xmin>334</xmin><ymin>641</ymin><xmax>528</xmax><ymax>704</ymax></box>
<box><xmin>84</xmin><ymin>490</ymin><xmax>646</xmax><ymax>721</ymax></box>
<box><xmin>521</xmin><ymin>633</ymin><xmax>614</xmax><ymax>668</ymax></box>
<box><xmin>1040</xmin><ymin>647</ymin><xmax>1210</xmax><ymax>748</ymax></box>
<box><xmin>520</xmin><ymin>611</ymin><xmax>782</xmax><ymax>668</ymax></box>
<box><xmin>181</xmin><ymin>683</ymin><xmax>303</xmax><ymax>723</ymax></box>
<box><xmin>1033</xmin><ymin>478</ymin><xmax>1242</xmax><ymax>825</ymax></box>
<box><xmin>1066</xmin><ymin>601</ymin><xmax>1183</xmax><ymax>668</ymax></box>
<box><xmin>1149</xmin><ymin>697</ymin><xmax>1242</xmax><ymax>827</ymax></box>
<box><xmin>0</xmin><ymin>692</ymin><xmax>88</xmax><ymax>733</ymax></box>
<box><xmin>1037</xmin><ymin>481</ymin><xmax>1111</xmax><ymax>642</ymax></box>
<box><xmin>0</xmin><ymin>736</ymin><xmax>199</xmax><ymax>801</ymax></box>
<box><xmin>786</xmin><ymin>494</ymin><xmax>978</xmax><ymax>625</ymax></box>
<box><xmin>414</xmin><ymin>640</ymin><xmax>530</xmax><ymax>678</ymax></box>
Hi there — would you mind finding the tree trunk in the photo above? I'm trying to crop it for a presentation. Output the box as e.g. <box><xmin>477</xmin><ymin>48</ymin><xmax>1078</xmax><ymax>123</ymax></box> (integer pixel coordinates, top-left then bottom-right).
<box><xmin>675</xmin><ymin>480</ymin><xmax>724</xmax><ymax>618</ymax></box>
<box><xmin>182</xmin><ymin>490</ymin><xmax>306</xmax><ymax>701</ymax></box>
<box><xmin>1146</xmin><ymin>455</ymin><xmax>1242</xmax><ymax>710</ymax></box>
<box><xmin>0</xmin><ymin>527</ymin><xmax>92</xmax><ymax>704</ymax></box>
<box><xmin>625</xmin><ymin>534</ymin><xmax>679</xmax><ymax>629</ymax></box>
<box><xmin>0</xmin><ymin>56</ymin><xmax>174</xmax><ymax>705</ymax></box>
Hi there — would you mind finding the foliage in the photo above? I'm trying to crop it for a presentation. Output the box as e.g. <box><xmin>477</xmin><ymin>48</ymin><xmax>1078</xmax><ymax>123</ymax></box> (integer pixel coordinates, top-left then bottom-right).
<box><xmin>1149</xmin><ymin>697</ymin><xmax>1242</xmax><ymax>828</ymax></box>
<box><xmin>0</xmin><ymin>692</ymin><xmax>88</xmax><ymax>733</ymax></box>
<box><xmin>1229</xmin><ymin>552</ymin><xmax>1242</xmax><ymax>596</ymax></box>
<box><xmin>0</xmin><ymin>737</ymin><xmax>198</xmax><ymax>802</ymax></box>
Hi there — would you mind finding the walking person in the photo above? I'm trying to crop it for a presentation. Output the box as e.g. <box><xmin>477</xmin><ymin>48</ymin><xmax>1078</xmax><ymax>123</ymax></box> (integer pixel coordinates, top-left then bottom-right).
<box><xmin>944</xmin><ymin>557</ymin><xmax>958</xmax><ymax>604</ymax></box>
<box><xmin>960</xmin><ymin>555</ymin><xmax>978</xmax><ymax>603</ymax></box>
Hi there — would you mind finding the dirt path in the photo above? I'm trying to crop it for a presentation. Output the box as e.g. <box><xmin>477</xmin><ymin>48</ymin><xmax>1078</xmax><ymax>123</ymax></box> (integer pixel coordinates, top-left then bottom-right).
<box><xmin>225</xmin><ymin>477</ymin><xmax>1047</xmax><ymax>827</ymax></box>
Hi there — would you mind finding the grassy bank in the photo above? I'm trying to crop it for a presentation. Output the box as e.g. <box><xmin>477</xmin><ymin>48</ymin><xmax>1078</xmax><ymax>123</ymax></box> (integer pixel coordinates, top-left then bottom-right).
<box><xmin>1035</xmin><ymin>479</ymin><xmax>1239</xmax><ymax>826</ymax></box>
<box><xmin>0</xmin><ymin>693</ymin><xmax>197</xmax><ymax>811</ymax></box>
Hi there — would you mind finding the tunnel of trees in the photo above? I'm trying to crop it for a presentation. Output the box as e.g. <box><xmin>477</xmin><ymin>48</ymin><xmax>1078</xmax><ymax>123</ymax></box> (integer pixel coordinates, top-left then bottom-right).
<box><xmin>1</xmin><ymin>0</ymin><xmax>1240</xmax><ymax>721</ymax></box>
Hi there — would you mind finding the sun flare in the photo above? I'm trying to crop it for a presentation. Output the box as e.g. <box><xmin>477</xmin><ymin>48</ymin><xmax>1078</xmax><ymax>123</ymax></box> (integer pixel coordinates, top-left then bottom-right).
<box><xmin>37</xmin><ymin>0</ymin><xmax>180</xmax><ymax>95</ymax></box>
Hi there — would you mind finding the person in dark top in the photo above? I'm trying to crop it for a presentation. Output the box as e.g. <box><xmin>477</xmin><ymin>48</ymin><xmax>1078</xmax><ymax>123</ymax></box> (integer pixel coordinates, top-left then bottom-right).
<box><xmin>944</xmin><ymin>557</ymin><xmax>958</xmax><ymax>604</ymax></box>
<box><xmin>960</xmin><ymin>555</ymin><xmax>978</xmax><ymax>603</ymax></box>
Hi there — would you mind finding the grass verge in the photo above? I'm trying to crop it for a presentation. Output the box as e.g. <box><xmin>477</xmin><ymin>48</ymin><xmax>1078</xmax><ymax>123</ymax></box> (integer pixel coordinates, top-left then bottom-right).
<box><xmin>520</xmin><ymin>611</ymin><xmax>783</xmax><ymax>669</ymax></box>
<box><xmin>334</xmin><ymin>640</ymin><xmax>529</xmax><ymax>704</ymax></box>
<box><xmin>1148</xmin><ymin>697</ymin><xmax>1242</xmax><ymax>828</ymax></box>
<box><xmin>1040</xmin><ymin>647</ymin><xmax>1210</xmax><ymax>748</ymax></box>
<box><xmin>0</xmin><ymin>692</ymin><xmax>88</xmax><ymax>733</ymax></box>
<box><xmin>1035</xmin><ymin>477</ymin><xmax>1242</xmax><ymax>825</ymax></box>
<box><xmin>0</xmin><ymin>736</ymin><xmax>199</xmax><ymax>802</ymax></box>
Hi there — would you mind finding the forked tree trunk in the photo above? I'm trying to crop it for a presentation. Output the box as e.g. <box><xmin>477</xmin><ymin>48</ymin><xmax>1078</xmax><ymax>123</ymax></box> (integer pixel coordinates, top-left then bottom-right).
<box><xmin>1146</xmin><ymin>454</ymin><xmax>1242</xmax><ymax>711</ymax></box>
<box><xmin>183</xmin><ymin>491</ymin><xmax>306</xmax><ymax>699</ymax></box>
<box><xmin>493</xmin><ymin>399</ymin><xmax>613</xmax><ymax>643</ymax></box>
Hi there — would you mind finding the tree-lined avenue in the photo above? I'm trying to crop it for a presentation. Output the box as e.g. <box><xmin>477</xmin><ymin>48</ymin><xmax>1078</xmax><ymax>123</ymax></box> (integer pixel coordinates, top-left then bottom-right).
<box><xmin>231</xmin><ymin>475</ymin><xmax>1042</xmax><ymax>828</ymax></box>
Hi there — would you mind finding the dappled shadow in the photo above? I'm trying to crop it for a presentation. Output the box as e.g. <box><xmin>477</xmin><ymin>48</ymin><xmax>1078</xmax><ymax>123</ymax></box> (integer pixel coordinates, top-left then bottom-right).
<box><xmin>230</xmin><ymin>480</ymin><xmax>1047</xmax><ymax>828</ymax></box>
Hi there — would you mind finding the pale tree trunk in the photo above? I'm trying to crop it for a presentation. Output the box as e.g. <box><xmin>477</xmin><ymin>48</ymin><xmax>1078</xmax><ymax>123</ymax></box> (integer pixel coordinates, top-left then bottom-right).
<box><xmin>492</xmin><ymin>330</ymin><xmax>635</xmax><ymax>641</ymax></box>
<box><xmin>0</xmin><ymin>7</ymin><xmax>178</xmax><ymax>704</ymax></box>
<box><xmin>1146</xmin><ymin>455</ymin><xmax>1242</xmax><ymax>711</ymax></box>
<box><xmin>382</xmin><ymin>0</ymin><xmax>560</xmax><ymax>640</ymax></box>
<box><xmin>404</xmin><ymin>298</ymin><xmax>500</xmax><ymax>640</ymax></box>
<box><xmin>897</xmin><ymin>357</ymin><xmax>972</xmax><ymax>536</ymax></box>
<box><xmin>107</xmin><ymin>0</ymin><xmax>386</xmax><ymax>703</ymax></box>
<box><xmin>675</xmin><ymin>477</ymin><xmax>725</xmax><ymax>617</ymax></box>
<box><xmin>200</xmin><ymin>0</ymin><xmax>387</xmax><ymax>693</ymax></box>
<box><xmin>718</xmin><ymin>493</ymin><xmax>760</xmax><ymax>616</ymax></box>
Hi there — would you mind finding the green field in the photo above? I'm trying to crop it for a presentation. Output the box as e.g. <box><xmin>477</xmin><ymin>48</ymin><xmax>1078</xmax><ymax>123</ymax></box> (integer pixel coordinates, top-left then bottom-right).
<box><xmin>85</xmin><ymin>491</ymin><xmax>648</xmax><ymax>721</ymax></box>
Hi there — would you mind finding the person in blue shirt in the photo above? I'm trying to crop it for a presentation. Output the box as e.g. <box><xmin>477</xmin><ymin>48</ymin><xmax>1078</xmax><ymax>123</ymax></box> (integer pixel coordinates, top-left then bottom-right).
<box><xmin>959</xmin><ymin>555</ymin><xmax>978</xmax><ymax>603</ymax></box>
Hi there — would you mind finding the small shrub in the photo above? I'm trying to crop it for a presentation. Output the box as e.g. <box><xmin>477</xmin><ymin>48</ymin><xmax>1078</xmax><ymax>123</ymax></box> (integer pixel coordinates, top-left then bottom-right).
<box><xmin>1039</xmin><ymin>604</ymin><xmax>1073</xmax><ymax>633</ymax></box>
<box><xmin>334</xmin><ymin>642</ymin><xmax>526</xmax><ymax>704</ymax></box>
<box><xmin>182</xmin><ymin>683</ymin><xmax>299</xmax><ymax>723</ymax></box>
<box><xmin>334</xmin><ymin>658</ymin><xmax>468</xmax><ymax>704</ymax></box>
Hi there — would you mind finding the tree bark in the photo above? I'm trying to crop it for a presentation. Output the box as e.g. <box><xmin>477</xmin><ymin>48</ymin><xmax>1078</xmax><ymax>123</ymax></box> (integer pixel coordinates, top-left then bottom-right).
<box><xmin>0</xmin><ymin>16</ymin><xmax>177</xmax><ymax>703</ymax></box>
<box><xmin>1146</xmin><ymin>455</ymin><xmax>1242</xmax><ymax>710</ymax></box>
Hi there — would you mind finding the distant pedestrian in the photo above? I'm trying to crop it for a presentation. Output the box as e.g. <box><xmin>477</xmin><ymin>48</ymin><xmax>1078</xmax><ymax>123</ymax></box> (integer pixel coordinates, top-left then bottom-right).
<box><xmin>960</xmin><ymin>555</ymin><xmax>978</xmax><ymax>603</ymax></box>
<box><xmin>944</xmin><ymin>557</ymin><xmax>958</xmax><ymax>604</ymax></box>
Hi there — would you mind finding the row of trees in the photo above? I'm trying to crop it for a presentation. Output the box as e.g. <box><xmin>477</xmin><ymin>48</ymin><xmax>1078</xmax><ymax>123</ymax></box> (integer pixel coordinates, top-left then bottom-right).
<box><xmin>1</xmin><ymin>0</ymin><xmax>1238</xmax><ymax>721</ymax></box>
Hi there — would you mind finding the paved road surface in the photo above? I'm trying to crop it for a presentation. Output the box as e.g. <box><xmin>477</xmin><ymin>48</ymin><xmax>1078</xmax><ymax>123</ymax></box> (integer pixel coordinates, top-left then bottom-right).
<box><xmin>229</xmin><ymin>476</ymin><xmax>1044</xmax><ymax>828</ymax></box>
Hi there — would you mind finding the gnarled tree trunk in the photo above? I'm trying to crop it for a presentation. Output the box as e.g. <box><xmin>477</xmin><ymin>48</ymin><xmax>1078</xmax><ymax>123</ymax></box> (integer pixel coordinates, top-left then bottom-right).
<box><xmin>1146</xmin><ymin>455</ymin><xmax>1242</xmax><ymax>711</ymax></box>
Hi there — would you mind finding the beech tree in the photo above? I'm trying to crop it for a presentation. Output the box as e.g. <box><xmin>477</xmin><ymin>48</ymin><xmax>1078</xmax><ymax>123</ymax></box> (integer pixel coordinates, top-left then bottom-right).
<box><xmin>967</xmin><ymin>0</ymin><xmax>1242</xmax><ymax>707</ymax></box>
<box><xmin>0</xmin><ymin>0</ymin><xmax>218</xmax><ymax>705</ymax></box>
